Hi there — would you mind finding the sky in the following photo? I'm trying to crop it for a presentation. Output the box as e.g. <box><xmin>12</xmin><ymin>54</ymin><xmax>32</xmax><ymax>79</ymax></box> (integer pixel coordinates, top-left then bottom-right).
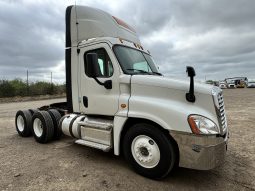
<box><xmin>0</xmin><ymin>0</ymin><xmax>254</xmax><ymax>83</ymax></box>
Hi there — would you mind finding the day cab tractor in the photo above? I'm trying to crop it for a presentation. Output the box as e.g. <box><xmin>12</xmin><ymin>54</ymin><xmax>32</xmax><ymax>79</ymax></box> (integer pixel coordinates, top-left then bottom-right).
<box><xmin>15</xmin><ymin>6</ymin><xmax>229</xmax><ymax>179</ymax></box>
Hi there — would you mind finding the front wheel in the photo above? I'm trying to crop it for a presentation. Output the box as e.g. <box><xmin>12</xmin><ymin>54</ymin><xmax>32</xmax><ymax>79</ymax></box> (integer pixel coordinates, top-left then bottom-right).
<box><xmin>123</xmin><ymin>123</ymin><xmax>177</xmax><ymax>179</ymax></box>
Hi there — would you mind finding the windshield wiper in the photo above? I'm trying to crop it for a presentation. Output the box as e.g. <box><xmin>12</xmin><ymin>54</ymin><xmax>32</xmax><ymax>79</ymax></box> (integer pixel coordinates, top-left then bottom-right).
<box><xmin>127</xmin><ymin>68</ymin><xmax>151</xmax><ymax>74</ymax></box>
<box><xmin>126</xmin><ymin>69</ymin><xmax>162</xmax><ymax>76</ymax></box>
<box><xmin>151</xmin><ymin>71</ymin><xmax>162</xmax><ymax>76</ymax></box>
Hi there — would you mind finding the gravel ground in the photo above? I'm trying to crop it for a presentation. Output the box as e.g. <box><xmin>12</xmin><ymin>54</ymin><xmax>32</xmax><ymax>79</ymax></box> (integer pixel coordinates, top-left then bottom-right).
<box><xmin>0</xmin><ymin>89</ymin><xmax>255</xmax><ymax>191</ymax></box>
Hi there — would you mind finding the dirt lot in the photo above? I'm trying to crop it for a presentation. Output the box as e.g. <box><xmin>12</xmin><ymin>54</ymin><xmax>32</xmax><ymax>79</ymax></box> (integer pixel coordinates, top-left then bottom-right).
<box><xmin>0</xmin><ymin>89</ymin><xmax>254</xmax><ymax>191</ymax></box>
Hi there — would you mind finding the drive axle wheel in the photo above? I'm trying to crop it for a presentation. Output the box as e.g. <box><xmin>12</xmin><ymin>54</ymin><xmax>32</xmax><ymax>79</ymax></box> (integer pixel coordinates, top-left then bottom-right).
<box><xmin>123</xmin><ymin>123</ymin><xmax>177</xmax><ymax>179</ymax></box>
<box><xmin>32</xmin><ymin>111</ymin><xmax>54</xmax><ymax>143</ymax></box>
<box><xmin>47</xmin><ymin>109</ymin><xmax>62</xmax><ymax>139</ymax></box>
<box><xmin>15</xmin><ymin>110</ymin><xmax>33</xmax><ymax>137</ymax></box>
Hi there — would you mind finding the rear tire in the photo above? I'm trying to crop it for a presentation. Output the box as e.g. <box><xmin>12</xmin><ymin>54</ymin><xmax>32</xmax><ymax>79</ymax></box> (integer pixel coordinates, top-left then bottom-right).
<box><xmin>123</xmin><ymin>123</ymin><xmax>177</xmax><ymax>179</ymax></box>
<box><xmin>32</xmin><ymin>111</ymin><xmax>54</xmax><ymax>143</ymax></box>
<box><xmin>47</xmin><ymin>109</ymin><xmax>62</xmax><ymax>139</ymax></box>
<box><xmin>15</xmin><ymin>110</ymin><xmax>33</xmax><ymax>137</ymax></box>
<box><xmin>28</xmin><ymin>109</ymin><xmax>38</xmax><ymax>115</ymax></box>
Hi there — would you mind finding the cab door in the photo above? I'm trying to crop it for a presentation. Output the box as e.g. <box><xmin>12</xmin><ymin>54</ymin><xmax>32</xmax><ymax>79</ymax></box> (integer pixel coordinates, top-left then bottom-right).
<box><xmin>78</xmin><ymin>43</ymin><xmax>120</xmax><ymax>116</ymax></box>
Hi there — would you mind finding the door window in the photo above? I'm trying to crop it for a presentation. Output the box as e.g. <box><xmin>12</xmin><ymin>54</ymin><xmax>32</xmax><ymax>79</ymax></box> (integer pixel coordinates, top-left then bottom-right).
<box><xmin>84</xmin><ymin>48</ymin><xmax>113</xmax><ymax>77</ymax></box>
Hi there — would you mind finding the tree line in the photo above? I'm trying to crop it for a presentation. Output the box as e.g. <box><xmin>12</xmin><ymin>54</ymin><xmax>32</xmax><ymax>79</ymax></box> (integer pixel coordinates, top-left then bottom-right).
<box><xmin>0</xmin><ymin>79</ymin><xmax>66</xmax><ymax>98</ymax></box>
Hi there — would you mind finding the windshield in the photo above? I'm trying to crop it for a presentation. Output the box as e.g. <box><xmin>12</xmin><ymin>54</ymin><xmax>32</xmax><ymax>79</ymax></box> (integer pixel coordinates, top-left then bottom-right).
<box><xmin>113</xmin><ymin>45</ymin><xmax>160</xmax><ymax>75</ymax></box>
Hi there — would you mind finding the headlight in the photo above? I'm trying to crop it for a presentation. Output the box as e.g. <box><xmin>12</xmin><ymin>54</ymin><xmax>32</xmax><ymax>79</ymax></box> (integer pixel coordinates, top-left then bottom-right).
<box><xmin>188</xmin><ymin>115</ymin><xmax>220</xmax><ymax>135</ymax></box>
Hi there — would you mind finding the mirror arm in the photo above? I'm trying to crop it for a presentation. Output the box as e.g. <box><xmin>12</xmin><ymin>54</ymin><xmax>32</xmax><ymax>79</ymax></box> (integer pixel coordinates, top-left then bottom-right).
<box><xmin>93</xmin><ymin>77</ymin><xmax>104</xmax><ymax>86</ymax></box>
<box><xmin>186</xmin><ymin>75</ymin><xmax>195</xmax><ymax>102</ymax></box>
<box><xmin>93</xmin><ymin>78</ymin><xmax>112</xmax><ymax>89</ymax></box>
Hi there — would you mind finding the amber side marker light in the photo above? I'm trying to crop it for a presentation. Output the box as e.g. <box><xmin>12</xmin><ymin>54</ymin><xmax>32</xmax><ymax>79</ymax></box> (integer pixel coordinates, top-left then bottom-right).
<box><xmin>121</xmin><ymin>104</ymin><xmax>127</xmax><ymax>109</ymax></box>
<box><xmin>188</xmin><ymin>116</ymin><xmax>200</xmax><ymax>135</ymax></box>
<box><xmin>119</xmin><ymin>38</ymin><xmax>123</xmax><ymax>43</ymax></box>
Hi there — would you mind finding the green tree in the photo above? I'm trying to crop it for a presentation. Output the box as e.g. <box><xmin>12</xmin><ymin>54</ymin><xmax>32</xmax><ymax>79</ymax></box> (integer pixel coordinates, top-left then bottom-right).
<box><xmin>0</xmin><ymin>80</ymin><xmax>15</xmax><ymax>97</ymax></box>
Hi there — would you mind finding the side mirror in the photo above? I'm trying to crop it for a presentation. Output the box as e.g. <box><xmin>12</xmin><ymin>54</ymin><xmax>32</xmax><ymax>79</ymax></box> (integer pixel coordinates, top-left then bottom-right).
<box><xmin>85</xmin><ymin>53</ymin><xmax>112</xmax><ymax>90</ymax></box>
<box><xmin>186</xmin><ymin>66</ymin><xmax>196</xmax><ymax>77</ymax></box>
<box><xmin>86</xmin><ymin>53</ymin><xmax>101</xmax><ymax>78</ymax></box>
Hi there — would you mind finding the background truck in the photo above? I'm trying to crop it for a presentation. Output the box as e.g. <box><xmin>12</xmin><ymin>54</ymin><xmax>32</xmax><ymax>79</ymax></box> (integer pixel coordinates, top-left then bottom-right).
<box><xmin>219</xmin><ymin>80</ymin><xmax>227</xmax><ymax>89</ymax></box>
<box><xmin>247</xmin><ymin>79</ymin><xmax>255</xmax><ymax>88</ymax></box>
<box><xmin>225</xmin><ymin>77</ymin><xmax>248</xmax><ymax>88</ymax></box>
<box><xmin>15</xmin><ymin>5</ymin><xmax>228</xmax><ymax>179</ymax></box>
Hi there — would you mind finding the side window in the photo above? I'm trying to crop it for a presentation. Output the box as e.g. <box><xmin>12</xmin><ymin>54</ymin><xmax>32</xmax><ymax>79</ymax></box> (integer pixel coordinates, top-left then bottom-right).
<box><xmin>84</xmin><ymin>48</ymin><xmax>113</xmax><ymax>77</ymax></box>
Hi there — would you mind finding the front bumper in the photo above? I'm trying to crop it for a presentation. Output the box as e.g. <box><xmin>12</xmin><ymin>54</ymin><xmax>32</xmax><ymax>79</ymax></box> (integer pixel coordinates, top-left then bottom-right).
<box><xmin>171</xmin><ymin>130</ymin><xmax>228</xmax><ymax>170</ymax></box>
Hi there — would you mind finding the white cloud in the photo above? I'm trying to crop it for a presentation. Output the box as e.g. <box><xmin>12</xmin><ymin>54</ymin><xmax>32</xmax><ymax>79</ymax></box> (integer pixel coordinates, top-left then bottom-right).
<box><xmin>0</xmin><ymin>0</ymin><xmax>254</xmax><ymax>83</ymax></box>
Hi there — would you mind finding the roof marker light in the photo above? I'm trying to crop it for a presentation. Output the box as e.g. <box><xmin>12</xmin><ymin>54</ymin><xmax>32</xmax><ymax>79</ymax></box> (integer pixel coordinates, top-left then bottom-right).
<box><xmin>119</xmin><ymin>38</ymin><xmax>123</xmax><ymax>43</ymax></box>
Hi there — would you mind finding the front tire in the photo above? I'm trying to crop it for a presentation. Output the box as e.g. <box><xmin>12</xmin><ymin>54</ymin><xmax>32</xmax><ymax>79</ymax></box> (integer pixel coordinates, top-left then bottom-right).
<box><xmin>32</xmin><ymin>111</ymin><xmax>54</xmax><ymax>143</ymax></box>
<box><xmin>123</xmin><ymin>123</ymin><xmax>177</xmax><ymax>179</ymax></box>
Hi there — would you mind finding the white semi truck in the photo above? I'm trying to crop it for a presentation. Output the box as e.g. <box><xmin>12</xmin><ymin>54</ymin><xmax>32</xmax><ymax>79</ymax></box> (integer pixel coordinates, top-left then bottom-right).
<box><xmin>15</xmin><ymin>6</ymin><xmax>228</xmax><ymax>179</ymax></box>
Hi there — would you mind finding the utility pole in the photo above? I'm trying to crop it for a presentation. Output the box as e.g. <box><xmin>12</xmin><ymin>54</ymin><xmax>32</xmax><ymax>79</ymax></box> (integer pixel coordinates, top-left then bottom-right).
<box><xmin>26</xmin><ymin>70</ymin><xmax>29</xmax><ymax>96</ymax></box>
<box><xmin>50</xmin><ymin>72</ymin><xmax>53</xmax><ymax>95</ymax></box>
<box><xmin>51</xmin><ymin>72</ymin><xmax>52</xmax><ymax>85</ymax></box>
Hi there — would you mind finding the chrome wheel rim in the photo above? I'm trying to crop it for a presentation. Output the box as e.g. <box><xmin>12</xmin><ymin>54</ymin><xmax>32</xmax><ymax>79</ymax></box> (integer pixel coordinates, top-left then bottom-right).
<box><xmin>33</xmin><ymin>118</ymin><xmax>43</xmax><ymax>137</ymax></box>
<box><xmin>17</xmin><ymin>115</ymin><xmax>25</xmax><ymax>132</ymax></box>
<box><xmin>131</xmin><ymin>135</ymin><xmax>160</xmax><ymax>168</ymax></box>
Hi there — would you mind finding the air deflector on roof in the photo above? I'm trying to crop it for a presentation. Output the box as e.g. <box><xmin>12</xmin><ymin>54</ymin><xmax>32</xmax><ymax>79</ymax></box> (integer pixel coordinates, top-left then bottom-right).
<box><xmin>69</xmin><ymin>6</ymin><xmax>141</xmax><ymax>46</ymax></box>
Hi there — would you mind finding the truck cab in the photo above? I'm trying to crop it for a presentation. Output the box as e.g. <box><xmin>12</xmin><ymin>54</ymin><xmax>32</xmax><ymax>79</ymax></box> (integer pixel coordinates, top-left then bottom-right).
<box><xmin>15</xmin><ymin>5</ymin><xmax>229</xmax><ymax>179</ymax></box>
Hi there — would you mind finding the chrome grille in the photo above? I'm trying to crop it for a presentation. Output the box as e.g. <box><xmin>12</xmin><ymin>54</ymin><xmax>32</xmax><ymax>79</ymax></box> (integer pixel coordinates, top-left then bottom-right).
<box><xmin>217</xmin><ymin>92</ymin><xmax>227</xmax><ymax>133</ymax></box>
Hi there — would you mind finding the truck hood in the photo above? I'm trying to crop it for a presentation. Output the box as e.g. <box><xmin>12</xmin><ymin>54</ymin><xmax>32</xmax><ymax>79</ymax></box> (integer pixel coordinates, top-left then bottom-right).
<box><xmin>128</xmin><ymin>75</ymin><xmax>221</xmax><ymax>134</ymax></box>
<box><xmin>131</xmin><ymin>75</ymin><xmax>213</xmax><ymax>95</ymax></box>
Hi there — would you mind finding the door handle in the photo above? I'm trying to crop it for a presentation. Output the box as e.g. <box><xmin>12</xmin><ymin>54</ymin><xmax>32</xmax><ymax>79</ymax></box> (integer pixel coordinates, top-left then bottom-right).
<box><xmin>83</xmin><ymin>96</ymin><xmax>88</xmax><ymax>108</ymax></box>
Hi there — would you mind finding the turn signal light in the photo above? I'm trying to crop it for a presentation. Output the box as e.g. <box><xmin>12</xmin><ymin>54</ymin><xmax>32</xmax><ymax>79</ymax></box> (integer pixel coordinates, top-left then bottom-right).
<box><xmin>188</xmin><ymin>116</ymin><xmax>200</xmax><ymax>134</ymax></box>
<box><xmin>121</xmin><ymin>104</ymin><xmax>127</xmax><ymax>109</ymax></box>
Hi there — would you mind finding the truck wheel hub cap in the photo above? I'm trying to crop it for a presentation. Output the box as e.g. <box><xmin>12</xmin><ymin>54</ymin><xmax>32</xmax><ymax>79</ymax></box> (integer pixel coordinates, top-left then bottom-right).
<box><xmin>17</xmin><ymin>115</ymin><xmax>25</xmax><ymax>132</ymax></box>
<box><xmin>33</xmin><ymin>118</ymin><xmax>43</xmax><ymax>137</ymax></box>
<box><xmin>131</xmin><ymin>135</ymin><xmax>160</xmax><ymax>168</ymax></box>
